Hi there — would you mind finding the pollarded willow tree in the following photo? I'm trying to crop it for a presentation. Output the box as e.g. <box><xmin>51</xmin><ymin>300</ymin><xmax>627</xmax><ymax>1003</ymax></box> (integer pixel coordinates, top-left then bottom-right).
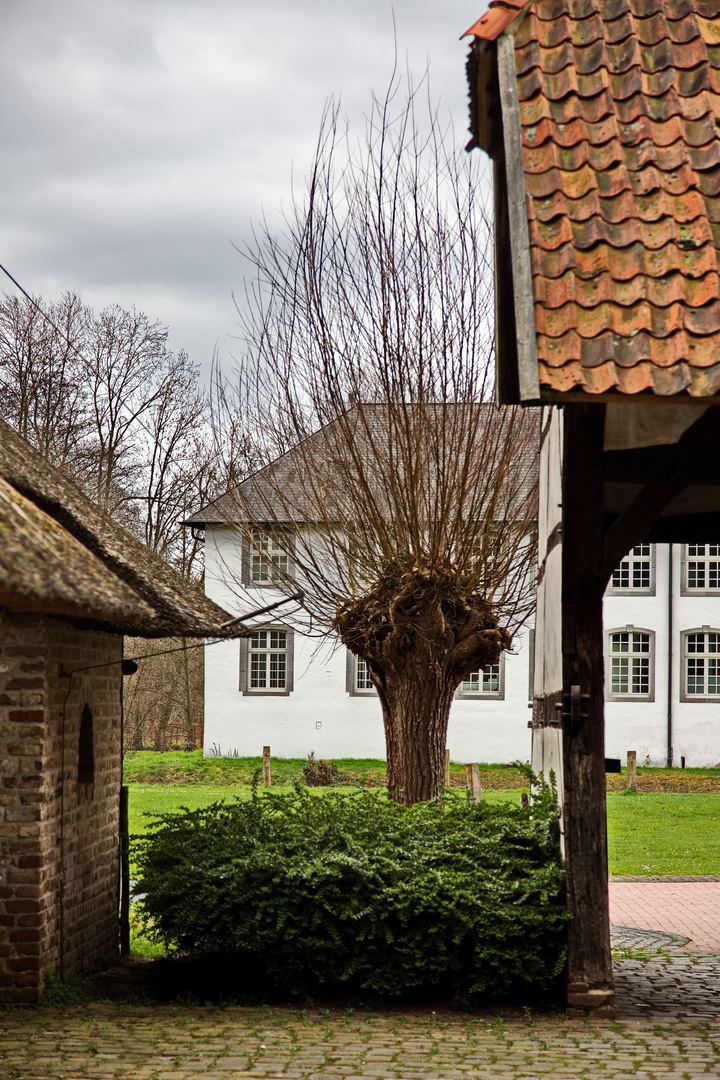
<box><xmin>220</xmin><ymin>81</ymin><xmax>538</xmax><ymax>805</ymax></box>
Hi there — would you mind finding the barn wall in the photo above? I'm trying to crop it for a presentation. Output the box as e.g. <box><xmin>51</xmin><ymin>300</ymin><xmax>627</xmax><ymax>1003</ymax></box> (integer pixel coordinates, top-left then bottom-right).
<box><xmin>0</xmin><ymin>612</ymin><xmax>122</xmax><ymax>1003</ymax></box>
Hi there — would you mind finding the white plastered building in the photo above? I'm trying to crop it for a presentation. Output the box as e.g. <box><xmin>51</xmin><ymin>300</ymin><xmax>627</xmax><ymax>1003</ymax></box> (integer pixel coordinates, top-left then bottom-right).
<box><xmin>604</xmin><ymin>542</ymin><xmax>720</xmax><ymax>768</ymax></box>
<box><xmin>193</xmin><ymin>526</ymin><xmax>720</xmax><ymax>765</ymax></box>
<box><xmin>198</xmin><ymin>522</ymin><xmax>535</xmax><ymax>763</ymax></box>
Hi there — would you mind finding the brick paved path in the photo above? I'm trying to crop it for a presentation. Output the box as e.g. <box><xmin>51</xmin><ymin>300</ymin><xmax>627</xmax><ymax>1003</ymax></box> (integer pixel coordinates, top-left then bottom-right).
<box><xmin>2</xmin><ymin>1004</ymin><xmax>720</xmax><ymax>1080</ymax></box>
<box><xmin>609</xmin><ymin>880</ymin><xmax>720</xmax><ymax>1020</ymax></box>
<box><xmin>610</xmin><ymin>882</ymin><xmax>720</xmax><ymax>952</ymax></box>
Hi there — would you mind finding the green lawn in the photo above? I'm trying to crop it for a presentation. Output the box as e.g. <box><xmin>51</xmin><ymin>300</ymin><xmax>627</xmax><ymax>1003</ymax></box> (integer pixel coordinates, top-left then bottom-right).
<box><xmin>128</xmin><ymin>785</ymin><xmax>720</xmax><ymax>877</ymax></box>
<box><xmin>606</xmin><ymin>792</ymin><xmax>720</xmax><ymax>875</ymax></box>
<box><xmin>122</xmin><ymin>751</ymin><xmax>529</xmax><ymax>788</ymax></box>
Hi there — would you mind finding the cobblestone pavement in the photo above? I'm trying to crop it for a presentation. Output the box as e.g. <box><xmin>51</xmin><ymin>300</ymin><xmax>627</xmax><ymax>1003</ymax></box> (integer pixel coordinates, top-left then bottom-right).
<box><xmin>610</xmin><ymin>882</ymin><xmax>720</xmax><ymax>952</ymax></box>
<box><xmin>612</xmin><ymin>926</ymin><xmax>720</xmax><ymax>1019</ymax></box>
<box><xmin>2</xmin><ymin>1003</ymin><xmax>720</xmax><ymax>1080</ymax></box>
<box><xmin>2</xmin><ymin>886</ymin><xmax>720</xmax><ymax>1079</ymax></box>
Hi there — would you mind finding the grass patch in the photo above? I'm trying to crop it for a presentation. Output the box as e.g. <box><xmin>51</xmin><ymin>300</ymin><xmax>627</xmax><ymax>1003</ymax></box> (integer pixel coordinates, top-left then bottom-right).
<box><xmin>607</xmin><ymin>766</ymin><xmax>720</xmax><ymax>793</ymax></box>
<box><xmin>123</xmin><ymin>751</ymin><xmax>529</xmax><ymax>789</ymax></box>
<box><xmin>607</xmin><ymin>793</ymin><xmax>720</xmax><ymax>875</ymax></box>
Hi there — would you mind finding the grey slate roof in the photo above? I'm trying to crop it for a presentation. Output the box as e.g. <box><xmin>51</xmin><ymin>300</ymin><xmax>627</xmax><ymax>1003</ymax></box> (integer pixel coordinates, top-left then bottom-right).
<box><xmin>186</xmin><ymin>403</ymin><xmax>538</xmax><ymax>527</ymax></box>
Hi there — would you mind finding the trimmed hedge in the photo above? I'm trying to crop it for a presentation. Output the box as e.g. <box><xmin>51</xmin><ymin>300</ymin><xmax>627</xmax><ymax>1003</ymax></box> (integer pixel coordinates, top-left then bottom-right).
<box><xmin>135</xmin><ymin>780</ymin><xmax>569</xmax><ymax>1001</ymax></box>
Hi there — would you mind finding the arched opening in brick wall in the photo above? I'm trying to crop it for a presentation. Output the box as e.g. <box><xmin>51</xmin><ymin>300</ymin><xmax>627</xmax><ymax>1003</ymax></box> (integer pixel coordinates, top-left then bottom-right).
<box><xmin>77</xmin><ymin>703</ymin><xmax>95</xmax><ymax>787</ymax></box>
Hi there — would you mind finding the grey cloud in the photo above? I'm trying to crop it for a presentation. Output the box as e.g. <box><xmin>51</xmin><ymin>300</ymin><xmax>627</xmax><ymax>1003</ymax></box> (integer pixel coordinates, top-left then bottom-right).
<box><xmin>0</xmin><ymin>0</ymin><xmax>488</xmax><ymax>372</ymax></box>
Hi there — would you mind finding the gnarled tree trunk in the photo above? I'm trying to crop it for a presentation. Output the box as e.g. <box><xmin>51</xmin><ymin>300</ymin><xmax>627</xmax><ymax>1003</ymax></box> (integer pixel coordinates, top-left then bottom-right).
<box><xmin>334</xmin><ymin>565</ymin><xmax>510</xmax><ymax>806</ymax></box>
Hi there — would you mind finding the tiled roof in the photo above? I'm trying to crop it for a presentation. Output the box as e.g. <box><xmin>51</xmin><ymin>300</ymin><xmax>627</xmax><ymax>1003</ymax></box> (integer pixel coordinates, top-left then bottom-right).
<box><xmin>465</xmin><ymin>0</ymin><xmax>720</xmax><ymax>399</ymax></box>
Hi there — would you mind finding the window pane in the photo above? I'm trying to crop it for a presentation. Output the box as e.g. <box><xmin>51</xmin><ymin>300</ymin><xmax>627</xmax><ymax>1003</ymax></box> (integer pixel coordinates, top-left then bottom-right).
<box><xmin>611</xmin><ymin>633</ymin><xmax>629</xmax><ymax>654</ymax></box>
<box><xmin>252</xmin><ymin>555</ymin><xmax>268</xmax><ymax>582</ymax></box>
<box><xmin>482</xmin><ymin>665</ymin><xmax>500</xmax><ymax>692</ymax></box>
<box><xmin>631</xmin><ymin>657</ymin><xmax>649</xmax><ymax>695</ymax></box>
<box><xmin>612</xmin><ymin>657</ymin><xmax>628</xmax><ymax>695</ymax></box>
<box><xmin>251</xmin><ymin>630</ymin><xmax>267</xmax><ymax>649</ymax></box>
<box><xmin>687</xmin><ymin>657</ymin><xmax>705</xmax><ymax>695</ymax></box>
<box><xmin>708</xmin><ymin>658</ymin><xmax>720</xmax><ymax>695</ymax></box>
<box><xmin>270</xmin><ymin>554</ymin><xmax>288</xmax><ymax>580</ymax></box>
<box><xmin>631</xmin><ymin>633</ymin><xmax>650</xmax><ymax>654</ymax></box>
<box><xmin>685</xmin><ymin>632</ymin><xmax>720</xmax><ymax>697</ymax></box>
<box><xmin>270</xmin><ymin>630</ymin><xmax>286</xmax><ymax>650</ymax></box>
<box><xmin>631</xmin><ymin>561</ymin><xmax>650</xmax><ymax>589</ymax></box>
<box><xmin>250</xmin><ymin>652</ymin><xmax>267</xmax><ymax>688</ymax></box>
<box><xmin>269</xmin><ymin>653</ymin><xmax>286</xmax><ymax>689</ymax></box>
<box><xmin>612</xmin><ymin>547</ymin><xmax>651</xmax><ymax>590</ymax></box>
<box><xmin>356</xmin><ymin>657</ymin><xmax>373</xmax><ymax>690</ymax></box>
<box><xmin>688</xmin><ymin>562</ymin><xmax>705</xmax><ymax>589</ymax></box>
<box><xmin>612</xmin><ymin>563</ymin><xmax>629</xmax><ymax>589</ymax></box>
<box><xmin>462</xmin><ymin>666</ymin><xmax>500</xmax><ymax>694</ymax></box>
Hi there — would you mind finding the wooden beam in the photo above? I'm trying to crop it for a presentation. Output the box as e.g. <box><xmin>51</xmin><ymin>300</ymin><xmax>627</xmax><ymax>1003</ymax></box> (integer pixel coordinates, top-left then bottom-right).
<box><xmin>602</xmin><ymin>483</ymin><xmax>686</xmax><ymax>586</ymax></box>
<box><xmin>561</xmin><ymin>404</ymin><xmax>614</xmax><ymax>1007</ymax></box>
<box><xmin>497</xmin><ymin>32</ymin><xmax>540</xmax><ymax>403</ymax></box>
<box><xmin>604</xmin><ymin>445</ymin><xmax>720</xmax><ymax>485</ymax></box>
<box><xmin>640</xmin><ymin>512</ymin><xmax>720</xmax><ymax>544</ymax></box>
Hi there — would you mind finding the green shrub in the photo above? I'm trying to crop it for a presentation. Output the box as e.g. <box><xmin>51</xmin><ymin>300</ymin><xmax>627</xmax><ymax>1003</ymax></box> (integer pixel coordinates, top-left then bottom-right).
<box><xmin>135</xmin><ymin>779</ymin><xmax>568</xmax><ymax>1002</ymax></box>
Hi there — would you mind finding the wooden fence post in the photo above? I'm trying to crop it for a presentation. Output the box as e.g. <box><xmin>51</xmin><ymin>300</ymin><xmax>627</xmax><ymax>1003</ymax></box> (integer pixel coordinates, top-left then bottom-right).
<box><xmin>444</xmin><ymin>748</ymin><xmax>451</xmax><ymax>788</ymax></box>
<box><xmin>626</xmin><ymin>751</ymin><xmax>637</xmax><ymax>792</ymax></box>
<box><xmin>465</xmin><ymin>763</ymin><xmax>482</xmax><ymax>803</ymax></box>
<box><xmin>263</xmin><ymin>745</ymin><xmax>271</xmax><ymax>786</ymax></box>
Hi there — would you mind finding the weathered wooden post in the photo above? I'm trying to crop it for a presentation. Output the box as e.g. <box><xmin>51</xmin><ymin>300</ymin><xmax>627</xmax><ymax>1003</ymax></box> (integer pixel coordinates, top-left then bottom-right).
<box><xmin>465</xmin><ymin>763</ymin><xmax>482</xmax><ymax>803</ymax></box>
<box><xmin>263</xmin><ymin>745</ymin><xmax>271</xmax><ymax>786</ymax></box>
<box><xmin>626</xmin><ymin>751</ymin><xmax>637</xmax><ymax>792</ymax></box>
<box><xmin>444</xmin><ymin>748</ymin><xmax>451</xmax><ymax>789</ymax></box>
<box><xmin>560</xmin><ymin>405</ymin><xmax>614</xmax><ymax>1013</ymax></box>
<box><xmin>119</xmin><ymin>785</ymin><xmax>130</xmax><ymax>956</ymax></box>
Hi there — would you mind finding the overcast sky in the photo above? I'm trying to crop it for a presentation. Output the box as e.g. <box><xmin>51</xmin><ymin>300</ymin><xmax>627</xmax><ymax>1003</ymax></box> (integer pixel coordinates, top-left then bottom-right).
<box><xmin>0</xmin><ymin>0</ymin><xmax>488</xmax><ymax>379</ymax></box>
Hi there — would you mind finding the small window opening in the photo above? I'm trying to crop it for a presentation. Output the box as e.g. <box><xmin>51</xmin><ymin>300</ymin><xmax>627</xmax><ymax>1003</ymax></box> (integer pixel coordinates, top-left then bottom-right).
<box><xmin>78</xmin><ymin>704</ymin><xmax>95</xmax><ymax>786</ymax></box>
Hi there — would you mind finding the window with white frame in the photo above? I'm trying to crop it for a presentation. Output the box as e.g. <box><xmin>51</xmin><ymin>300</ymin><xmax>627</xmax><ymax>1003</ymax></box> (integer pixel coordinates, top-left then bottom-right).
<box><xmin>683</xmin><ymin>544</ymin><xmax>720</xmax><ymax>594</ymax></box>
<box><xmin>345</xmin><ymin>651</ymin><xmax>376</xmax><ymax>696</ymax></box>
<box><xmin>240</xmin><ymin>627</ymin><xmax>293</xmax><ymax>695</ymax></box>
<box><xmin>456</xmin><ymin>656</ymin><xmax>505</xmax><ymax>699</ymax></box>
<box><xmin>682</xmin><ymin>629</ymin><xmax>720</xmax><ymax>701</ymax></box>
<box><xmin>246</xmin><ymin>528</ymin><xmax>291</xmax><ymax>585</ymax></box>
<box><xmin>607</xmin><ymin>628</ymin><xmax>654</xmax><ymax>700</ymax></box>
<box><xmin>609</xmin><ymin>544</ymin><xmax>654</xmax><ymax>594</ymax></box>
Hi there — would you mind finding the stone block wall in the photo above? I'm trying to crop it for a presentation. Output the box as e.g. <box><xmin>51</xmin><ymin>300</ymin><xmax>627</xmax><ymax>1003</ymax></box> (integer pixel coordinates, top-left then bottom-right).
<box><xmin>0</xmin><ymin>611</ymin><xmax>123</xmax><ymax>1002</ymax></box>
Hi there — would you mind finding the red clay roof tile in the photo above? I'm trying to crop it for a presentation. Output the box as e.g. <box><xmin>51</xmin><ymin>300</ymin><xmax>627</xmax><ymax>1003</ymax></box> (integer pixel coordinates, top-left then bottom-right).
<box><xmin>532</xmin><ymin>266</ymin><xmax>720</xmax><ymax>306</ymax></box>
<box><xmin>467</xmin><ymin>0</ymin><xmax>720</xmax><ymax>396</ymax></box>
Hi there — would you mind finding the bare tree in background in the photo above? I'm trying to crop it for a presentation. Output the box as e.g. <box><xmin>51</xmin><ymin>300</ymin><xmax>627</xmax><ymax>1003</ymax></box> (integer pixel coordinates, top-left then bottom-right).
<box><xmin>217</xmin><ymin>81</ymin><xmax>538</xmax><ymax>805</ymax></box>
<box><xmin>0</xmin><ymin>291</ymin><xmax>238</xmax><ymax>577</ymax></box>
<box><xmin>0</xmin><ymin>291</ymin><xmax>253</xmax><ymax>751</ymax></box>
<box><xmin>0</xmin><ymin>292</ymin><xmax>89</xmax><ymax>468</ymax></box>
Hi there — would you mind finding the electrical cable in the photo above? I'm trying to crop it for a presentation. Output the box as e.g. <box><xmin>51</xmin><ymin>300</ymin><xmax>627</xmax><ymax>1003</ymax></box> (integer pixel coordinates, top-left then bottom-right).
<box><xmin>59</xmin><ymin>591</ymin><xmax>306</xmax><ymax>676</ymax></box>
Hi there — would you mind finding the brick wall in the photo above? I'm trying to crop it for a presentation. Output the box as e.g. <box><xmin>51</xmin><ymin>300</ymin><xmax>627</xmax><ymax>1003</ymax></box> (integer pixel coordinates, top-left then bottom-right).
<box><xmin>0</xmin><ymin>611</ymin><xmax>123</xmax><ymax>1002</ymax></box>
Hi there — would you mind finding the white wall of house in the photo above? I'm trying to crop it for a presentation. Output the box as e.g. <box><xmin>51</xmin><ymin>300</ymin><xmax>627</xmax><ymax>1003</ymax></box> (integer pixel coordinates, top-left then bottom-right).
<box><xmin>203</xmin><ymin>528</ymin><xmax>720</xmax><ymax>767</ymax></box>
<box><xmin>202</xmin><ymin>525</ymin><xmax>535</xmax><ymax>763</ymax></box>
<box><xmin>604</xmin><ymin>543</ymin><xmax>720</xmax><ymax>768</ymax></box>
